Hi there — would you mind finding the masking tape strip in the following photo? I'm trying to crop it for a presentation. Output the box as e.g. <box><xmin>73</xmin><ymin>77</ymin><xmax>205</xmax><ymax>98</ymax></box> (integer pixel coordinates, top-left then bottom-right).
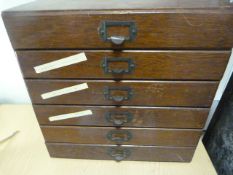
<box><xmin>34</xmin><ymin>52</ymin><xmax>87</xmax><ymax>73</ymax></box>
<box><xmin>49</xmin><ymin>110</ymin><xmax>93</xmax><ymax>122</ymax></box>
<box><xmin>41</xmin><ymin>83</ymin><xmax>88</xmax><ymax>99</ymax></box>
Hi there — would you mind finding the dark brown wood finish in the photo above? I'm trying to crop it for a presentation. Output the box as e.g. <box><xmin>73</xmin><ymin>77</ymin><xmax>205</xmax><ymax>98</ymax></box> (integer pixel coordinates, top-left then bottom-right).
<box><xmin>41</xmin><ymin>126</ymin><xmax>202</xmax><ymax>146</ymax></box>
<box><xmin>2</xmin><ymin>10</ymin><xmax>233</xmax><ymax>49</ymax></box>
<box><xmin>27</xmin><ymin>80</ymin><xmax>218</xmax><ymax>107</ymax></box>
<box><xmin>34</xmin><ymin>105</ymin><xmax>209</xmax><ymax>129</ymax></box>
<box><xmin>3</xmin><ymin>0</ymin><xmax>232</xmax><ymax>162</ymax></box>
<box><xmin>17</xmin><ymin>50</ymin><xmax>230</xmax><ymax>80</ymax></box>
<box><xmin>46</xmin><ymin>143</ymin><xmax>195</xmax><ymax>162</ymax></box>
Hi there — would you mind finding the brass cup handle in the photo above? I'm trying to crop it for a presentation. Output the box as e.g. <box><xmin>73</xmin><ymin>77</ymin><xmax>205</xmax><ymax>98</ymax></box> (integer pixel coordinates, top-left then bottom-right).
<box><xmin>111</xmin><ymin>68</ymin><xmax>124</xmax><ymax>74</ymax></box>
<box><xmin>99</xmin><ymin>21</ymin><xmax>137</xmax><ymax>45</ymax></box>
<box><xmin>105</xmin><ymin>111</ymin><xmax>133</xmax><ymax>126</ymax></box>
<box><xmin>109</xmin><ymin>36</ymin><xmax>125</xmax><ymax>45</ymax></box>
<box><xmin>112</xmin><ymin>96</ymin><xmax>124</xmax><ymax>102</ymax></box>
<box><xmin>101</xmin><ymin>57</ymin><xmax>135</xmax><ymax>75</ymax></box>
<box><xmin>103</xmin><ymin>87</ymin><xmax>133</xmax><ymax>102</ymax></box>
<box><xmin>107</xmin><ymin>130</ymin><xmax>132</xmax><ymax>143</ymax></box>
<box><xmin>108</xmin><ymin>147</ymin><xmax>131</xmax><ymax>162</ymax></box>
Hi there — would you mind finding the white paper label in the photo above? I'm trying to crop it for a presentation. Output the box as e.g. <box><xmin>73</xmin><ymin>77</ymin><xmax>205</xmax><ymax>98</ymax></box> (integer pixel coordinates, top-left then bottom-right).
<box><xmin>34</xmin><ymin>52</ymin><xmax>87</xmax><ymax>73</ymax></box>
<box><xmin>49</xmin><ymin>110</ymin><xmax>93</xmax><ymax>122</ymax></box>
<box><xmin>41</xmin><ymin>83</ymin><xmax>88</xmax><ymax>99</ymax></box>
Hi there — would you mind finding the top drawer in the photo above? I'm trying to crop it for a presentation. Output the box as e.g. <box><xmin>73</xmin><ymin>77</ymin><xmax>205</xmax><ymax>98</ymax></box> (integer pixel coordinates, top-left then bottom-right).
<box><xmin>2</xmin><ymin>10</ymin><xmax>233</xmax><ymax>49</ymax></box>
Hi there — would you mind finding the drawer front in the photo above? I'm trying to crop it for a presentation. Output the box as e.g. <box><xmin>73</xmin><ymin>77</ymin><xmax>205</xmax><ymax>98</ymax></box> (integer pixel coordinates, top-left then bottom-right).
<box><xmin>41</xmin><ymin>126</ymin><xmax>202</xmax><ymax>146</ymax></box>
<box><xmin>46</xmin><ymin>143</ymin><xmax>195</xmax><ymax>162</ymax></box>
<box><xmin>34</xmin><ymin>105</ymin><xmax>208</xmax><ymax>129</ymax></box>
<box><xmin>27</xmin><ymin>80</ymin><xmax>218</xmax><ymax>107</ymax></box>
<box><xmin>17</xmin><ymin>51</ymin><xmax>230</xmax><ymax>80</ymax></box>
<box><xmin>3</xmin><ymin>12</ymin><xmax>233</xmax><ymax>49</ymax></box>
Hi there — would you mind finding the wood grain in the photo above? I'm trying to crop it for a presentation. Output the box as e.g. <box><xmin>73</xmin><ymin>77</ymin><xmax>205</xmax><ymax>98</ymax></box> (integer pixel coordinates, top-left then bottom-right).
<box><xmin>34</xmin><ymin>105</ymin><xmax>209</xmax><ymax>129</ymax></box>
<box><xmin>46</xmin><ymin>143</ymin><xmax>195</xmax><ymax>162</ymax></box>
<box><xmin>26</xmin><ymin>80</ymin><xmax>218</xmax><ymax>107</ymax></box>
<box><xmin>17</xmin><ymin>50</ymin><xmax>230</xmax><ymax>80</ymax></box>
<box><xmin>0</xmin><ymin>105</ymin><xmax>217</xmax><ymax>174</ymax></box>
<box><xmin>3</xmin><ymin>11</ymin><xmax>233</xmax><ymax>49</ymax></box>
<box><xmin>41</xmin><ymin>126</ymin><xmax>202</xmax><ymax>146</ymax></box>
<box><xmin>2</xmin><ymin>0</ymin><xmax>231</xmax><ymax>164</ymax></box>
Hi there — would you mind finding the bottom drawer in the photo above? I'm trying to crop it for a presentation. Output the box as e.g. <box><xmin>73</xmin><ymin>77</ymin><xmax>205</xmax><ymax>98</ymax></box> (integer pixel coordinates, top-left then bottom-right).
<box><xmin>46</xmin><ymin>143</ymin><xmax>195</xmax><ymax>162</ymax></box>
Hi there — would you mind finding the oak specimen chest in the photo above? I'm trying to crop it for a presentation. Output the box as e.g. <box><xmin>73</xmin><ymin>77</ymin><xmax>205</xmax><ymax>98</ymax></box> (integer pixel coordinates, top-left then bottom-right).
<box><xmin>2</xmin><ymin>0</ymin><xmax>233</xmax><ymax>162</ymax></box>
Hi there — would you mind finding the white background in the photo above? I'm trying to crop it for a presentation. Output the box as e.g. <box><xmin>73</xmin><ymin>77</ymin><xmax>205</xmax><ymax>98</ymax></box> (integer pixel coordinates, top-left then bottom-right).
<box><xmin>0</xmin><ymin>0</ymin><xmax>35</xmax><ymax>103</ymax></box>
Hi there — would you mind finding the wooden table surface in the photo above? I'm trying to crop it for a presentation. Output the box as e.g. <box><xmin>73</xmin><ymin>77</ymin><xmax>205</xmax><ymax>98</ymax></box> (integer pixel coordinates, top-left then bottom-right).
<box><xmin>0</xmin><ymin>105</ymin><xmax>216</xmax><ymax>175</ymax></box>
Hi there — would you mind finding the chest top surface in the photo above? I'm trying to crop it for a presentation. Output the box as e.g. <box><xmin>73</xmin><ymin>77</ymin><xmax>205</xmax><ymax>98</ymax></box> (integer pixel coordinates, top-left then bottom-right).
<box><xmin>5</xmin><ymin>0</ymin><xmax>233</xmax><ymax>11</ymax></box>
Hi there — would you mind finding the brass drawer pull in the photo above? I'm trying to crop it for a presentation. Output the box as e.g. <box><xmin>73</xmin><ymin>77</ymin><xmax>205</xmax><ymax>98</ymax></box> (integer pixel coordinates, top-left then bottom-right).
<box><xmin>105</xmin><ymin>111</ymin><xmax>133</xmax><ymax>126</ymax></box>
<box><xmin>107</xmin><ymin>130</ymin><xmax>132</xmax><ymax>143</ymax></box>
<box><xmin>99</xmin><ymin>21</ymin><xmax>137</xmax><ymax>45</ymax></box>
<box><xmin>108</xmin><ymin>147</ymin><xmax>131</xmax><ymax>162</ymax></box>
<box><xmin>101</xmin><ymin>57</ymin><xmax>135</xmax><ymax>74</ymax></box>
<box><xmin>103</xmin><ymin>86</ymin><xmax>133</xmax><ymax>102</ymax></box>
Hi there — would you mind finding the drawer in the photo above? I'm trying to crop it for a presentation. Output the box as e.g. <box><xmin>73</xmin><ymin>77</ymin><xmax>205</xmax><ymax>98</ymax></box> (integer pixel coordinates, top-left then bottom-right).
<box><xmin>46</xmin><ymin>143</ymin><xmax>195</xmax><ymax>162</ymax></box>
<box><xmin>41</xmin><ymin>126</ymin><xmax>202</xmax><ymax>146</ymax></box>
<box><xmin>27</xmin><ymin>80</ymin><xmax>218</xmax><ymax>107</ymax></box>
<box><xmin>3</xmin><ymin>11</ymin><xmax>233</xmax><ymax>49</ymax></box>
<box><xmin>17</xmin><ymin>50</ymin><xmax>230</xmax><ymax>80</ymax></box>
<box><xmin>34</xmin><ymin>105</ymin><xmax>208</xmax><ymax>129</ymax></box>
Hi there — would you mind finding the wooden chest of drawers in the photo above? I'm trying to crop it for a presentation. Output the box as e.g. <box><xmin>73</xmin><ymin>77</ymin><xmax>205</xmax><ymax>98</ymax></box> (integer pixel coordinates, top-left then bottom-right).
<box><xmin>2</xmin><ymin>0</ymin><xmax>233</xmax><ymax>162</ymax></box>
